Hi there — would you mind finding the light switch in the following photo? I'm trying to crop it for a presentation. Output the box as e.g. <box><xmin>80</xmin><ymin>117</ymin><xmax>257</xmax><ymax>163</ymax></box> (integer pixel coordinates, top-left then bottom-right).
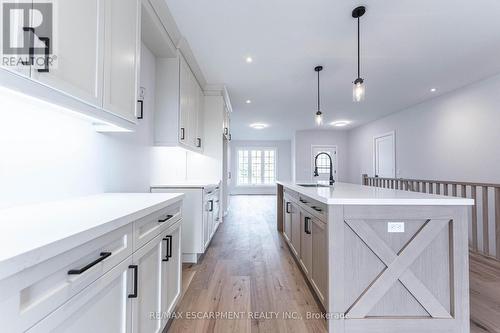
<box><xmin>387</xmin><ymin>222</ymin><xmax>405</xmax><ymax>233</ymax></box>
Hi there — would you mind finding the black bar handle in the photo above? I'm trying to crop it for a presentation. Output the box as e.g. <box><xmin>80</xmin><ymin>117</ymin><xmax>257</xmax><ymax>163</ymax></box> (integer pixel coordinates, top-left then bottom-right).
<box><xmin>209</xmin><ymin>200</ymin><xmax>214</xmax><ymax>212</ymax></box>
<box><xmin>128</xmin><ymin>265</ymin><xmax>138</xmax><ymax>298</ymax></box>
<box><xmin>197</xmin><ymin>138</ymin><xmax>201</xmax><ymax>148</ymax></box>
<box><xmin>180</xmin><ymin>128</ymin><xmax>185</xmax><ymax>140</ymax></box>
<box><xmin>167</xmin><ymin>235</ymin><xmax>172</xmax><ymax>259</ymax></box>
<box><xmin>137</xmin><ymin>100</ymin><xmax>143</xmax><ymax>119</ymax></box>
<box><xmin>305</xmin><ymin>217</ymin><xmax>312</xmax><ymax>235</ymax></box>
<box><xmin>312</xmin><ymin>206</ymin><xmax>322</xmax><ymax>212</ymax></box>
<box><xmin>68</xmin><ymin>252</ymin><xmax>112</xmax><ymax>275</ymax></box>
<box><xmin>158</xmin><ymin>214</ymin><xmax>173</xmax><ymax>223</ymax></box>
<box><xmin>37</xmin><ymin>36</ymin><xmax>50</xmax><ymax>73</ymax></box>
<box><xmin>162</xmin><ymin>236</ymin><xmax>171</xmax><ymax>262</ymax></box>
<box><xmin>286</xmin><ymin>202</ymin><xmax>291</xmax><ymax>213</ymax></box>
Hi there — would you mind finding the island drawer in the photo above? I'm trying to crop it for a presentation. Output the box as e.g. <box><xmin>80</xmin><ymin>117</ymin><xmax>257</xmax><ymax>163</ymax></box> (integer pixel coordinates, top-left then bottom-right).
<box><xmin>298</xmin><ymin>195</ymin><xmax>327</xmax><ymax>221</ymax></box>
<box><xmin>284</xmin><ymin>188</ymin><xmax>299</xmax><ymax>200</ymax></box>
<box><xmin>133</xmin><ymin>201</ymin><xmax>182</xmax><ymax>250</ymax></box>
<box><xmin>0</xmin><ymin>224</ymin><xmax>133</xmax><ymax>333</ymax></box>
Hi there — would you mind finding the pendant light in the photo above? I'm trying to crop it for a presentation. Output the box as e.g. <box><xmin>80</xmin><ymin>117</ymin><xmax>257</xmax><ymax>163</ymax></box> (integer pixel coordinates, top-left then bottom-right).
<box><xmin>352</xmin><ymin>6</ymin><xmax>366</xmax><ymax>102</ymax></box>
<box><xmin>315</xmin><ymin>65</ymin><xmax>323</xmax><ymax>126</ymax></box>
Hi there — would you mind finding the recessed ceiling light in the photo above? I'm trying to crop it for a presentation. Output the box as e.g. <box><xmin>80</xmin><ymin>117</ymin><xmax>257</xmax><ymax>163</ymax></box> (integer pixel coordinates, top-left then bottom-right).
<box><xmin>249</xmin><ymin>123</ymin><xmax>268</xmax><ymax>129</ymax></box>
<box><xmin>245</xmin><ymin>99</ymin><xmax>252</xmax><ymax>104</ymax></box>
<box><xmin>430</xmin><ymin>88</ymin><xmax>437</xmax><ymax>92</ymax></box>
<box><xmin>330</xmin><ymin>120</ymin><xmax>351</xmax><ymax>127</ymax></box>
<box><xmin>245</xmin><ymin>56</ymin><xmax>253</xmax><ymax>63</ymax></box>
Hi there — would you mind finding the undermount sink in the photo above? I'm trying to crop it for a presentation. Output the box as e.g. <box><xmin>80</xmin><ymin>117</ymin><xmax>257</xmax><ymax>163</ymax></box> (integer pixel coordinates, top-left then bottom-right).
<box><xmin>297</xmin><ymin>183</ymin><xmax>330</xmax><ymax>188</ymax></box>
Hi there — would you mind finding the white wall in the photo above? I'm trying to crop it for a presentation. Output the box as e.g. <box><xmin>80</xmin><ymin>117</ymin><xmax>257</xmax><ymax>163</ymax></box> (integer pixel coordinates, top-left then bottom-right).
<box><xmin>347</xmin><ymin>73</ymin><xmax>500</xmax><ymax>185</ymax></box>
<box><xmin>0</xmin><ymin>44</ymin><xmax>156</xmax><ymax>209</ymax></box>
<box><xmin>230</xmin><ymin>140</ymin><xmax>291</xmax><ymax>195</ymax></box>
<box><xmin>294</xmin><ymin>130</ymin><xmax>349</xmax><ymax>183</ymax></box>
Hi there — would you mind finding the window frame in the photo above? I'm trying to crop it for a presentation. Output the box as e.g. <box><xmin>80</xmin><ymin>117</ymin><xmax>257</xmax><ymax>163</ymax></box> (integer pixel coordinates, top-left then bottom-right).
<box><xmin>236</xmin><ymin>147</ymin><xmax>278</xmax><ymax>187</ymax></box>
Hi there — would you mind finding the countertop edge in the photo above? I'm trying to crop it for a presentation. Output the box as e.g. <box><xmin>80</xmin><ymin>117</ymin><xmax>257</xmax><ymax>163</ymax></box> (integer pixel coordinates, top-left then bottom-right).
<box><xmin>277</xmin><ymin>181</ymin><xmax>475</xmax><ymax>206</ymax></box>
<box><xmin>0</xmin><ymin>193</ymin><xmax>184</xmax><ymax>280</ymax></box>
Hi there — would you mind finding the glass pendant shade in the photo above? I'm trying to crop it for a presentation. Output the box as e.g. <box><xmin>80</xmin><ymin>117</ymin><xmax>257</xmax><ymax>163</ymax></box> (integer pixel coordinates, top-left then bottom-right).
<box><xmin>353</xmin><ymin>78</ymin><xmax>365</xmax><ymax>102</ymax></box>
<box><xmin>315</xmin><ymin>111</ymin><xmax>323</xmax><ymax>126</ymax></box>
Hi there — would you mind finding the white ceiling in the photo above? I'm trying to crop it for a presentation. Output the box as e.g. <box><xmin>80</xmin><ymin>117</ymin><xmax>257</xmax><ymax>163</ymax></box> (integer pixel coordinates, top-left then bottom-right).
<box><xmin>165</xmin><ymin>0</ymin><xmax>500</xmax><ymax>140</ymax></box>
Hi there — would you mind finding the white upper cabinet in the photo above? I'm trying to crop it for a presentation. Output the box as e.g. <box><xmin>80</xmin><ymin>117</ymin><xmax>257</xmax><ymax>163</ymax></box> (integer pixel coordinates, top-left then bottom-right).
<box><xmin>103</xmin><ymin>0</ymin><xmax>141</xmax><ymax>122</ymax></box>
<box><xmin>0</xmin><ymin>0</ymin><xmax>32</xmax><ymax>77</ymax></box>
<box><xmin>31</xmin><ymin>0</ymin><xmax>104</xmax><ymax>107</ymax></box>
<box><xmin>155</xmin><ymin>53</ymin><xmax>204</xmax><ymax>152</ymax></box>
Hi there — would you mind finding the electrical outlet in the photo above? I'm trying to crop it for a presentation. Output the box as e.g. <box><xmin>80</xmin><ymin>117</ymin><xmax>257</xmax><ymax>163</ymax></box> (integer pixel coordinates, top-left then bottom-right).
<box><xmin>387</xmin><ymin>222</ymin><xmax>405</xmax><ymax>233</ymax></box>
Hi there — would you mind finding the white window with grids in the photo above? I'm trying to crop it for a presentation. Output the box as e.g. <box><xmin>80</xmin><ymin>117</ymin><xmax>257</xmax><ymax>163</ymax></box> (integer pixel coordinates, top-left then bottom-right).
<box><xmin>237</xmin><ymin>148</ymin><xmax>276</xmax><ymax>186</ymax></box>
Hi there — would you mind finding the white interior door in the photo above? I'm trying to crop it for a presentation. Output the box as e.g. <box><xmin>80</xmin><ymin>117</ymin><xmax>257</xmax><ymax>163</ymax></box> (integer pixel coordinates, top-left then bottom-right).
<box><xmin>374</xmin><ymin>132</ymin><xmax>395</xmax><ymax>178</ymax></box>
<box><xmin>311</xmin><ymin>146</ymin><xmax>337</xmax><ymax>182</ymax></box>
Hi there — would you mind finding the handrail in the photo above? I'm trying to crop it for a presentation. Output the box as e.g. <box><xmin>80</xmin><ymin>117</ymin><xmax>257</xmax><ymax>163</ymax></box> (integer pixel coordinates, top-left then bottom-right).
<box><xmin>362</xmin><ymin>174</ymin><xmax>500</xmax><ymax>261</ymax></box>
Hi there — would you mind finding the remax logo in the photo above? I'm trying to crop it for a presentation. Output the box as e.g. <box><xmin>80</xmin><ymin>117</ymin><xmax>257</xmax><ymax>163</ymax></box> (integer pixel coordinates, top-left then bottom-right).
<box><xmin>1</xmin><ymin>1</ymin><xmax>55</xmax><ymax>71</ymax></box>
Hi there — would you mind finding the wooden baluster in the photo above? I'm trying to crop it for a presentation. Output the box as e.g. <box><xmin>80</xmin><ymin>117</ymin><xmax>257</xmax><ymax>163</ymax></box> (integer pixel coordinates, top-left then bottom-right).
<box><xmin>471</xmin><ymin>186</ymin><xmax>478</xmax><ymax>251</ymax></box>
<box><xmin>452</xmin><ymin>184</ymin><xmax>457</xmax><ymax>196</ymax></box>
<box><xmin>496</xmin><ymin>187</ymin><xmax>500</xmax><ymax>259</ymax></box>
<box><xmin>483</xmin><ymin>186</ymin><xmax>489</xmax><ymax>255</ymax></box>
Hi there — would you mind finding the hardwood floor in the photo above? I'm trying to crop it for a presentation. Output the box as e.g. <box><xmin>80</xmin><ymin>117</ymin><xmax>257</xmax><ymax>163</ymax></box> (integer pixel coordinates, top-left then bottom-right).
<box><xmin>167</xmin><ymin>195</ymin><xmax>500</xmax><ymax>333</ymax></box>
<box><xmin>167</xmin><ymin>195</ymin><xmax>327</xmax><ymax>333</ymax></box>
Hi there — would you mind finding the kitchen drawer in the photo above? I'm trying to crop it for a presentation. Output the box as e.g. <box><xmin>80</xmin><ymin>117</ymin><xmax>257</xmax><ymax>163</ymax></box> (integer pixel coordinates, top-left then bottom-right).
<box><xmin>133</xmin><ymin>201</ymin><xmax>182</xmax><ymax>251</ymax></box>
<box><xmin>0</xmin><ymin>224</ymin><xmax>133</xmax><ymax>333</ymax></box>
<box><xmin>298</xmin><ymin>195</ymin><xmax>327</xmax><ymax>221</ymax></box>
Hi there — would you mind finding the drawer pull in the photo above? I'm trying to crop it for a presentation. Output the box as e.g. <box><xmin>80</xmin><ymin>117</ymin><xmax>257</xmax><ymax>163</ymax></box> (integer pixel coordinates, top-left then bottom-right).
<box><xmin>312</xmin><ymin>206</ymin><xmax>323</xmax><ymax>212</ymax></box>
<box><xmin>68</xmin><ymin>252</ymin><xmax>112</xmax><ymax>275</ymax></box>
<box><xmin>158</xmin><ymin>214</ymin><xmax>173</xmax><ymax>223</ymax></box>
<box><xmin>304</xmin><ymin>217</ymin><xmax>312</xmax><ymax>235</ymax></box>
<box><xmin>286</xmin><ymin>202</ymin><xmax>291</xmax><ymax>213</ymax></box>
<box><xmin>128</xmin><ymin>265</ymin><xmax>138</xmax><ymax>298</ymax></box>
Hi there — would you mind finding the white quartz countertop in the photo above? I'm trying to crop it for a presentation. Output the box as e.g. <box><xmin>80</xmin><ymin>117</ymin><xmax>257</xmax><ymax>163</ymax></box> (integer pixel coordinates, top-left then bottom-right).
<box><xmin>277</xmin><ymin>181</ymin><xmax>474</xmax><ymax>206</ymax></box>
<box><xmin>151</xmin><ymin>180</ymin><xmax>220</xmax><ymax>189</ymax></box>
<box><xmin>0</xmin><ymin>193</ymin><xmax>183</xmax><ymax>280</ymax></box>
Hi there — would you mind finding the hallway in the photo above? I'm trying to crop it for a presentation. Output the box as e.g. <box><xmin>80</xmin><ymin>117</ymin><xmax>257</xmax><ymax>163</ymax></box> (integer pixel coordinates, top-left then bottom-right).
<box><xmin>167</xmin><ymin>195</ymin><xmax>327</xmax><ymax>332</ymax></box>
<box><xmin>168</xmin><ymin>195</ymin><xmax>500</xmax><ymax>333</ymax></box>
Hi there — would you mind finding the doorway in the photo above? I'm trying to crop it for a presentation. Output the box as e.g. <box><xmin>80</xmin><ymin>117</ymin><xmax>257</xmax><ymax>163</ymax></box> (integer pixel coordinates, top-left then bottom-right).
<box><xmin>373</xmin><ymin>132</ymin><xmax>395</xmax><ymax>178</ymax></box>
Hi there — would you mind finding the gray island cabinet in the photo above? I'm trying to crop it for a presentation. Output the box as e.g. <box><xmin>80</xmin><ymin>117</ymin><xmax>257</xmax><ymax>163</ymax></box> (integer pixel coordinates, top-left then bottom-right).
<box><xmin>276</xmin><ymin>181</ymin><xmax>474</xmax><ymax>333</ymax></box>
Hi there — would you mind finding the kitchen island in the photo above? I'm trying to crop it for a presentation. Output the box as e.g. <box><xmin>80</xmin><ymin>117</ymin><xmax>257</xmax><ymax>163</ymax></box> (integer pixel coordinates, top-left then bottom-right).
<box><xmin>277</xmin><ymin>181</ymin><xmax>474</xmax><ymax>333</ymax></box>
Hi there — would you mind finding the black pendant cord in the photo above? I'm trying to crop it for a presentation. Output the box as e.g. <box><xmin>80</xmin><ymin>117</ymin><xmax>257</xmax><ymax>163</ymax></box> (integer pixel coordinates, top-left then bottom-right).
<box><xmin>357</xmin><ymin>17</ymin><xmax>360</xmax><ymax>79</ymax></box>
<box><xmin>317</xmin><ymin>69</ymin><xmax>320</xmax><ymax>112</ymax></box>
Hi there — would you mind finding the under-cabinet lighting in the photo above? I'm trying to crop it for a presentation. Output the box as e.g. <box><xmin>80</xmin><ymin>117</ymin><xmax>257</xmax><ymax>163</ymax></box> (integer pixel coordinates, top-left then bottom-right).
<box><xmin>0</xmin><ymin>85</ymin><xmax>132</xmax><ymax>132</ymax></box>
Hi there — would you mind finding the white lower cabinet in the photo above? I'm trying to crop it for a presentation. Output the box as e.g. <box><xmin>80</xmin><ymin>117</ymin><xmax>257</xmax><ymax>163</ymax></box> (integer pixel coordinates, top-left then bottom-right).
<box><xmin>161</xmin><ymin>221</ymin><xmax>182</xmax><ymax>327</ymax></box>
<box><xmin>290</xmin><ymin>202</ymin><xmax>301</xmax><ymax>257</ymax></box>
<box><xmin>151</xmin><ymin>184</ymin><xmax>221</xmax><ymax>263</ymax></box>
<box><xmin>14</xmin><ymin>201</ymin><xmax>183</xmax><ymax>333</ymax></box>
<box><xmin>283</xmin><ymin>198</ymin><xmax>292</xmax><ymax>242</ymax></box>
<box><xmin>311</xmin><ymin>219</ymin><xmax>327</xmax><ymax>304</ymax></box>
<box><xmin>26</xmin><ymin>257</ymin><xmax>133</xmax><ymax>333</ymax></box>
<box><xmin>131</xmin><ymin>232</ymin><xmax>164</xmax><ymax>333</ymax></box>
<box><xmin>300</xmin><ymin>212</ymin><xmax>313</xmax><ymax>276</ymax></box>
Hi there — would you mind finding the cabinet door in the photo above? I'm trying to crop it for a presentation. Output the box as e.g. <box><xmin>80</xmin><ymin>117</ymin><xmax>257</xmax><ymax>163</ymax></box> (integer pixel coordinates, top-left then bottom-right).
<box><xmin>188</xmin><ymin>71</ymin><xmax>199</xmax><ymax>148</ymax></box>
<box><xmin>300</xmin><ymin>212</ymin><xmax>313</xmax><ymax>276</ymax></box>
<box><xmin>131</xmin><ymin>234</ymin><xmax>163</xmax><ymax>333</ymax></box>
<box><xmin>312</xmin><ymin>219</ymin><xmax>327</xmax><ymax>304</ymax></box>
<box><xmin>283</xmin><ymin>199</ymin><xmax>292</xmax><ymax>242</ymax></box>
<box><xmin>179</xmin><ymin>56</ymin><xmax>190</xmax><ymax>144</ymax></box>
<box><xmin>26</xmin><ymin>257</ymin><xmax>133</xmax><ymax>333</ymax></box>
<box><xmin>103</xmin><ymin>0</ymin><xmax>140</xmax><ymax>122</ymax></box>
<box><xmin>203</xmin><ymin>200</ymin><xmax>213</xmax><ymax>249</ymax></box>
<box><xmin>196</xmin><ymin>86</ymin><xmax>204</xmax><ymax>150</ymax></box>
<box><xmin>161</xmin><ymin>221</ymin><xmax>182</xmax><ymax>327</ymax></box>
<box><xmin>290</xmin><ymin>202</ymin><xmax>301</xmax><ymax>257</ymax></box>
<box><xmin>0</xmin><ymin>0</ymin><xmax>31</xmax><ymax>77</ymax></box>
<box><xmin>31</xmin><ymin>0</ymin><xmax>103</xmax><ymax>106</ymax></box>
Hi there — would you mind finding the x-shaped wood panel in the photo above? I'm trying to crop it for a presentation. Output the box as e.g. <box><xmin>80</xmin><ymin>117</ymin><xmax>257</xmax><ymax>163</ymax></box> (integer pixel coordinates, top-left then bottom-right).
<box><xmin>345</xmin><ymin>218</ymin><xmax>452</xmax><ymax>319</ymax></box>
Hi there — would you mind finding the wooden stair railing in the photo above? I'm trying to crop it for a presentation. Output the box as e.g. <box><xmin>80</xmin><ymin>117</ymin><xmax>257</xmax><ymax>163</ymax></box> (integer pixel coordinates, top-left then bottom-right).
<box><xmin>362</xmin><ymin>174</ymin><xmax>500</xmax><ymax>261</ymax></box>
